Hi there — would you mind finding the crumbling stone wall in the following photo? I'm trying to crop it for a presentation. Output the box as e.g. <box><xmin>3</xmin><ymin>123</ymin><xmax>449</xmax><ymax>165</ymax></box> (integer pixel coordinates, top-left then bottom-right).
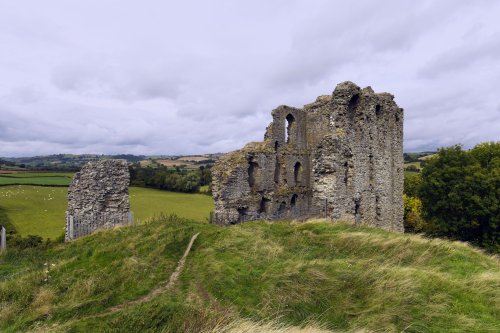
<box><xmin>212</xmin><ymin>81</ymin><xmax>404</xmax><ymax>232</ymax></box>
<box><xmin>65</xmin><ymin>159</ymin><xmax>131</xmax><ymax>240</ymax></box>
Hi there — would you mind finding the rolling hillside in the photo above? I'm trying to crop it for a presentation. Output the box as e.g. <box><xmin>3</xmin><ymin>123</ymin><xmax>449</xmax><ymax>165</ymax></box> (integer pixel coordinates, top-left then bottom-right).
<box><xmin>0</xmin><ymin>216</ymin><xmax>498</xmax><ymax>332</ymax></box>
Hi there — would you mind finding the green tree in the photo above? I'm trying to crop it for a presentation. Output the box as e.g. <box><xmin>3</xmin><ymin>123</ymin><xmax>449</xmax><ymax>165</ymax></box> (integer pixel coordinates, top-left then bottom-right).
<box><xmin>404</xmin><ymin>173</ymin><xmax>422</xmax><ymax>197</ymax></box>
<box><xmin>419</xmin><ymin>143</ymin><xmax>499</xmax><ymax>252</ymax></box>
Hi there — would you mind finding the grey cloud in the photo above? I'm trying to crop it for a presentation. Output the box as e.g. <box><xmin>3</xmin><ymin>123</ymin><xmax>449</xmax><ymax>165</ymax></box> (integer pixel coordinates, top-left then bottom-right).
<box><xmin>2</xmin><ymin>85</ymin><xmax>46</xmax><ymax>105</ymax></box>
<box><xmin>51</xmin><ymin>61</ymin><xmax>183</xmax><ymax>102</ymax></box>
<box><xmin>418</xmin><ymin>34</ymin><xmax>500</xmax><ymax>79</ymax></box>
<box><xmin>1</xmin><ymin>0</ymin><xmax>499</xmax><ymax>156</ymax></box>
<box><xmin>269</xmin><ymin>1</ymin><xmax>472</xmax><ymax>88</ymax></box>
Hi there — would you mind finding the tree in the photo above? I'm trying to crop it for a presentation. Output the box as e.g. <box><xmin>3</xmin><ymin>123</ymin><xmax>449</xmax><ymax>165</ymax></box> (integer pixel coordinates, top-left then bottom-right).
<box><xmin>403</xmin><ymin>194</ymin><xmax>427</xmax><ymax>233</ymax></box>
<box><xmin>404</xmin><ymin>173</ymin><xmax>422</xmax><ymax>197</ymax></box>
<box><xmin>419</xmin><ymin>143</ymin><xmax>499</xmax><ymax>252</ymax></box>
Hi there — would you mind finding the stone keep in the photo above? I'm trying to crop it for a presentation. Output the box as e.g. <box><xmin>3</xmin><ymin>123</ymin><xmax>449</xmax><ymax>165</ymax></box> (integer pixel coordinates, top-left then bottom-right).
<box><xmin>212</xmin><ymin>81</ymin><xmax>404</xmax><ymax>232</ymax></box>
<box><xmin>65</xmin><ymin>159</ymin><xmax>130</xmax><ymax>240</ymax></box>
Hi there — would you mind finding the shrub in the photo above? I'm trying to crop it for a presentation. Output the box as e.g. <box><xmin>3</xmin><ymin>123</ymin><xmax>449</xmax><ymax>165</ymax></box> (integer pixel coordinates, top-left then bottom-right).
<box><xmin>9</xmin><ymin>234</ymin><xmax>44</xmax><ymax>249</ymax></box>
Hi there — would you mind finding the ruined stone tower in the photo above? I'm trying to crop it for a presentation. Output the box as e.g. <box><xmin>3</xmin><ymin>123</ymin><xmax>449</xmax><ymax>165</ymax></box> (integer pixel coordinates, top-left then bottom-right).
<box><xmin>65</xmin><ymin>159</ymin><xmax>131</xmax><ymax>240</ymax></box>
<box><xmin>212</xmin><ymin>81</ymin><xmax>404</xmax><ymax>232</ymax></box>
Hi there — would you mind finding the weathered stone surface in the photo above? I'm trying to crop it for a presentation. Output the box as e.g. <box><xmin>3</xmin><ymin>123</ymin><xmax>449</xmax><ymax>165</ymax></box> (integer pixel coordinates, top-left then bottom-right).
<box><xmin>212</xmin><ymin>81</ymin><xmax>404</xmax><ymax>232</ymax></box>
<box><xmin>65</xmin><ymin>159</ymin><xmax>131</xmax><ymax>240</ymax></box>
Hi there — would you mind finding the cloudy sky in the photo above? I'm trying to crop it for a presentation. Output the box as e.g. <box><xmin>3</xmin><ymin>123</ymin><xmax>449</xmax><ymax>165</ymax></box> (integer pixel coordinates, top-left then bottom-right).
<box><xmin>1</xmin><ymin>0</ymin><xmax>499</xmax><ymax>157</ymax></box>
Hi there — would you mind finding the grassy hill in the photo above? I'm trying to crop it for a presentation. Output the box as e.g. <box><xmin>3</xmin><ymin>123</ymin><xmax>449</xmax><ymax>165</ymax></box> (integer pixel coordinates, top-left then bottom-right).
<box><xmin>0</xmin><ymin>186</ymin><xmax>213</xmax><ymax>239</ymax></box>
<box><xmin>0</xmin><ymin>216</ymin><xmax>498</xmax><ymax>332</ymax></box>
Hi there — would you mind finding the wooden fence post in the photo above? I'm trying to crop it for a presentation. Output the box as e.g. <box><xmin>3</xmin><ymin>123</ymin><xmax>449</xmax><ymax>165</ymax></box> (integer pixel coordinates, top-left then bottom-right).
<box><xmin>0</xmin><ymin>225</ymin><xmax>6</xmax><ymax>251</ymax></box>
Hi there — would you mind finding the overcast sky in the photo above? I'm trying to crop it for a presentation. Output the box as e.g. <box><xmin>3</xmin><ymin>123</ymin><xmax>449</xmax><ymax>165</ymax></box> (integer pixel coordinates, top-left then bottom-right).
<box><xmin>1</xmin><ymin>0</ymin><xmax>499</xmax><ymax>157</ymax></box>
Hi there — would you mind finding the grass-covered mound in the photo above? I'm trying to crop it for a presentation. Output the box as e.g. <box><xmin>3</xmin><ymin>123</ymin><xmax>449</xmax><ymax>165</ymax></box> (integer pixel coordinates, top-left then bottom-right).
<box><xmin>0</xmin><ymin>216</ymin><xmax>498</xmax><ymax>332</ymax></box>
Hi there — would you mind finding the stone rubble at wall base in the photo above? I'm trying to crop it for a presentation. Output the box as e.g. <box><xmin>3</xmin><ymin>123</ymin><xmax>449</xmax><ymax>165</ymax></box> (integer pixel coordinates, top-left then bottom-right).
<box><xmin>212</xmin><ymin>81</ymin><xmax>404</xmax><ymax>232</ymax></box>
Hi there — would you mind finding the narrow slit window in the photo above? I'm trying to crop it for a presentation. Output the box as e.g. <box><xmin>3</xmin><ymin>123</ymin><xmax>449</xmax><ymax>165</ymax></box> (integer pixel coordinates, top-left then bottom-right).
<box><xmin>248</xmin><ymin>161</ymin><xmax>259</xmax><ymax>189</ymax></box>
<box><xmin>285</xmin><ymin>114</ymin><xmax>295</xmax><ymax>143</ymax></box>
<box><xmin>274</xmin><ymin>159</ymin><xmax>280</xmax><ymax>184</ymax></box>
<box><xmin>294</xmin><ymin>162</ymin><xmax>302</xmax><ymax>184</ymax></box>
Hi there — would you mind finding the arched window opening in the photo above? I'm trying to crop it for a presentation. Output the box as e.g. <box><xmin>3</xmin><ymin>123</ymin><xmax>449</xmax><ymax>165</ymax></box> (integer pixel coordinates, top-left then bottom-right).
<box><xmin>347</xmin><ymin>94</ymin><xmax>359</xmax><ymax>120</ymax></box>
<box><xmin>285</xmin><ymin>113</ymin><xmax>295</xmax><ymax>143</ymax></box>
<box><xmin>294</xmin><ymin>161</ymin><xmax>302</xmax><ymax>184</ymax></box>
<box><xmin>343</xmin><ymin>161</ymin><xmax>349</xmax><ymax>185</ymax></box>
<box><xmin>375</xmin><ymin>104</ymin><xmax>382</xmax><ymax>117</ymax></box>
<box><xmin>274</xmin><ymin>141</ymin><xmax>279</xmax><ymax>151</ymax></box>
<box><xmin>259</xmin><ymin>197</ymin><xmax>271</xmax><ymax>214</ymax></box>
<box><xmin>290</xmin><ymin>194</ymin><xmax>298</xmax><ymax>207</ymax></box>
<box><xmin>248</xmin><ymin>161</ymin><xmax>259</xmax><ymax>189</ymax></box>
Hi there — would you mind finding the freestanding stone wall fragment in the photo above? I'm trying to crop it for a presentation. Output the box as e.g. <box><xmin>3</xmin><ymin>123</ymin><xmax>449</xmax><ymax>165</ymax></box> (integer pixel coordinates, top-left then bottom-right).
<box><xmin>65</xmin><ymin>159</ymin><xmax>131</xmax><ymax>240</ymax></box>
<box><xmin>212</xmin><ymin>81</ymin><xmax>404</xmax><ymax>232</ymax></box>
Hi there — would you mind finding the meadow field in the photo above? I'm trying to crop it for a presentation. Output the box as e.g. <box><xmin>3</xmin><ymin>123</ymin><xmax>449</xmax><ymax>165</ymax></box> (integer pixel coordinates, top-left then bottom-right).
<box><xmin>129</xmin><ymin>187</ymin><xmax>213</xmax><ymax>223</ymax></box>
<box><xmin>0</xmin><ymin>186</ymin><xmax>67</xmax><ymax>239</ymax></box>
<box><xmin>0</xmin><ymin>185</ymin><xmax>214</xmax><ymax>239</ymax></box>
<box><xmin>0</xmin><ymin>173</ymin><xmax>73</xmax><ymax>186</ymax></box>
<box><xmin>0</xmin><ymin>172</ymin><xmax>74</xmax><ymax>177</ymax></box>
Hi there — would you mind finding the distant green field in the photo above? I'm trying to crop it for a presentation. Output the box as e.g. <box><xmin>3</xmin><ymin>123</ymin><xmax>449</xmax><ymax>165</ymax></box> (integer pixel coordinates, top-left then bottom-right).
<box><xmin>404</xmin><ymin>161</ymin><xmax>421</xmax><ymax>169</ymax></box>
<box><xmin>0</xmin><ymin>172</ymin><xmax>74</xmax><ymax>178</ymax></box>
<box><xmin>0</xmin><ymin>185</ymin><xmax>213</xmax><ymax>239</ymax></box>
<box><xmin>0</xmin><ymin>173</ymin><xmax>73</xmax><ymax>186</ymax></box>
<box><xmin>130</xmin><ymin>187</ymin><xmax>213</xmax><ymax>223</ymax></box>
<box><xmin>0</xmin><ymin>186</ymin><xmax>67</xmax><ymax>239</ymax></box>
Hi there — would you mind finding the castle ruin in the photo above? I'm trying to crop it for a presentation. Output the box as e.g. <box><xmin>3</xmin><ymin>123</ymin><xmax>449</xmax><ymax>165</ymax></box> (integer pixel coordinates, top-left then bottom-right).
<box><xmin>212</xmin><ymin>81</ymin><xmax>404</xmax><ymax>232</ymax></box>
<box><xmin>65</xmin><ymin>159</ymin><xmax>132</xmax><ymax>240</ymax></box>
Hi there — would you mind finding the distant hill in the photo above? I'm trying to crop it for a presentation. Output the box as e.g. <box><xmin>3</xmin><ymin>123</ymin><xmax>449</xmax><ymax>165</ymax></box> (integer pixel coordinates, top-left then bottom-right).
<box><xmin>0</xmin><ymin>154</ymin><xmax>221</xmax><ymax>171</ymax></box>
<box><xmin>403</xmin><ymin>151</ymin><xmax>436</xmax><ymax>163</ymax></box>
<box><xmin>417</xmin><ymin>153</ymin><xmax>437</xmax><ymax>161</ymax></box>
<box><xmin>0</xmin><ymin>154</ymin><xmax>146</xmax><ymax>169</ymax></box>
<box><xmin>139</xmin><ymin>154</ymin><xmax>219</xmax><ymax>169</ymax></box>
<box><xmin>1</xmin><ymin>216</ymin><xmax>498</xmax><ymax>332</ymax></box>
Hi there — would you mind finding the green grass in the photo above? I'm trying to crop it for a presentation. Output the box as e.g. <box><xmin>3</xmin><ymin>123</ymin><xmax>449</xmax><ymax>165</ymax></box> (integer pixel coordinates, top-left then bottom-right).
<box><xmin>0</xmin><ymin>185</ymin><xmax>214</xmax><ymax>239</ymax></box>
<box><xmin>0</xmin><ymin>216</ymin><xmax>498</xmax><ymax>332</ymax></box>
<box><xmin>0</xmin><ymin>172</ymin><xmax>74</xmax><ymax>178</ymax></box>
<box><xmin>129</xmin><ymin>187</ymin><xmax>213</xmax><ymax>223</ymax></box>
<box><xmin>0</xmin><ymin>173</ymin><xmax>73</xmax><ymax>186</ymax></box>
<box><xmin>0</xmin><ymin>186</ymin><xmax>67</xmax><ymax>239</ymax></box>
